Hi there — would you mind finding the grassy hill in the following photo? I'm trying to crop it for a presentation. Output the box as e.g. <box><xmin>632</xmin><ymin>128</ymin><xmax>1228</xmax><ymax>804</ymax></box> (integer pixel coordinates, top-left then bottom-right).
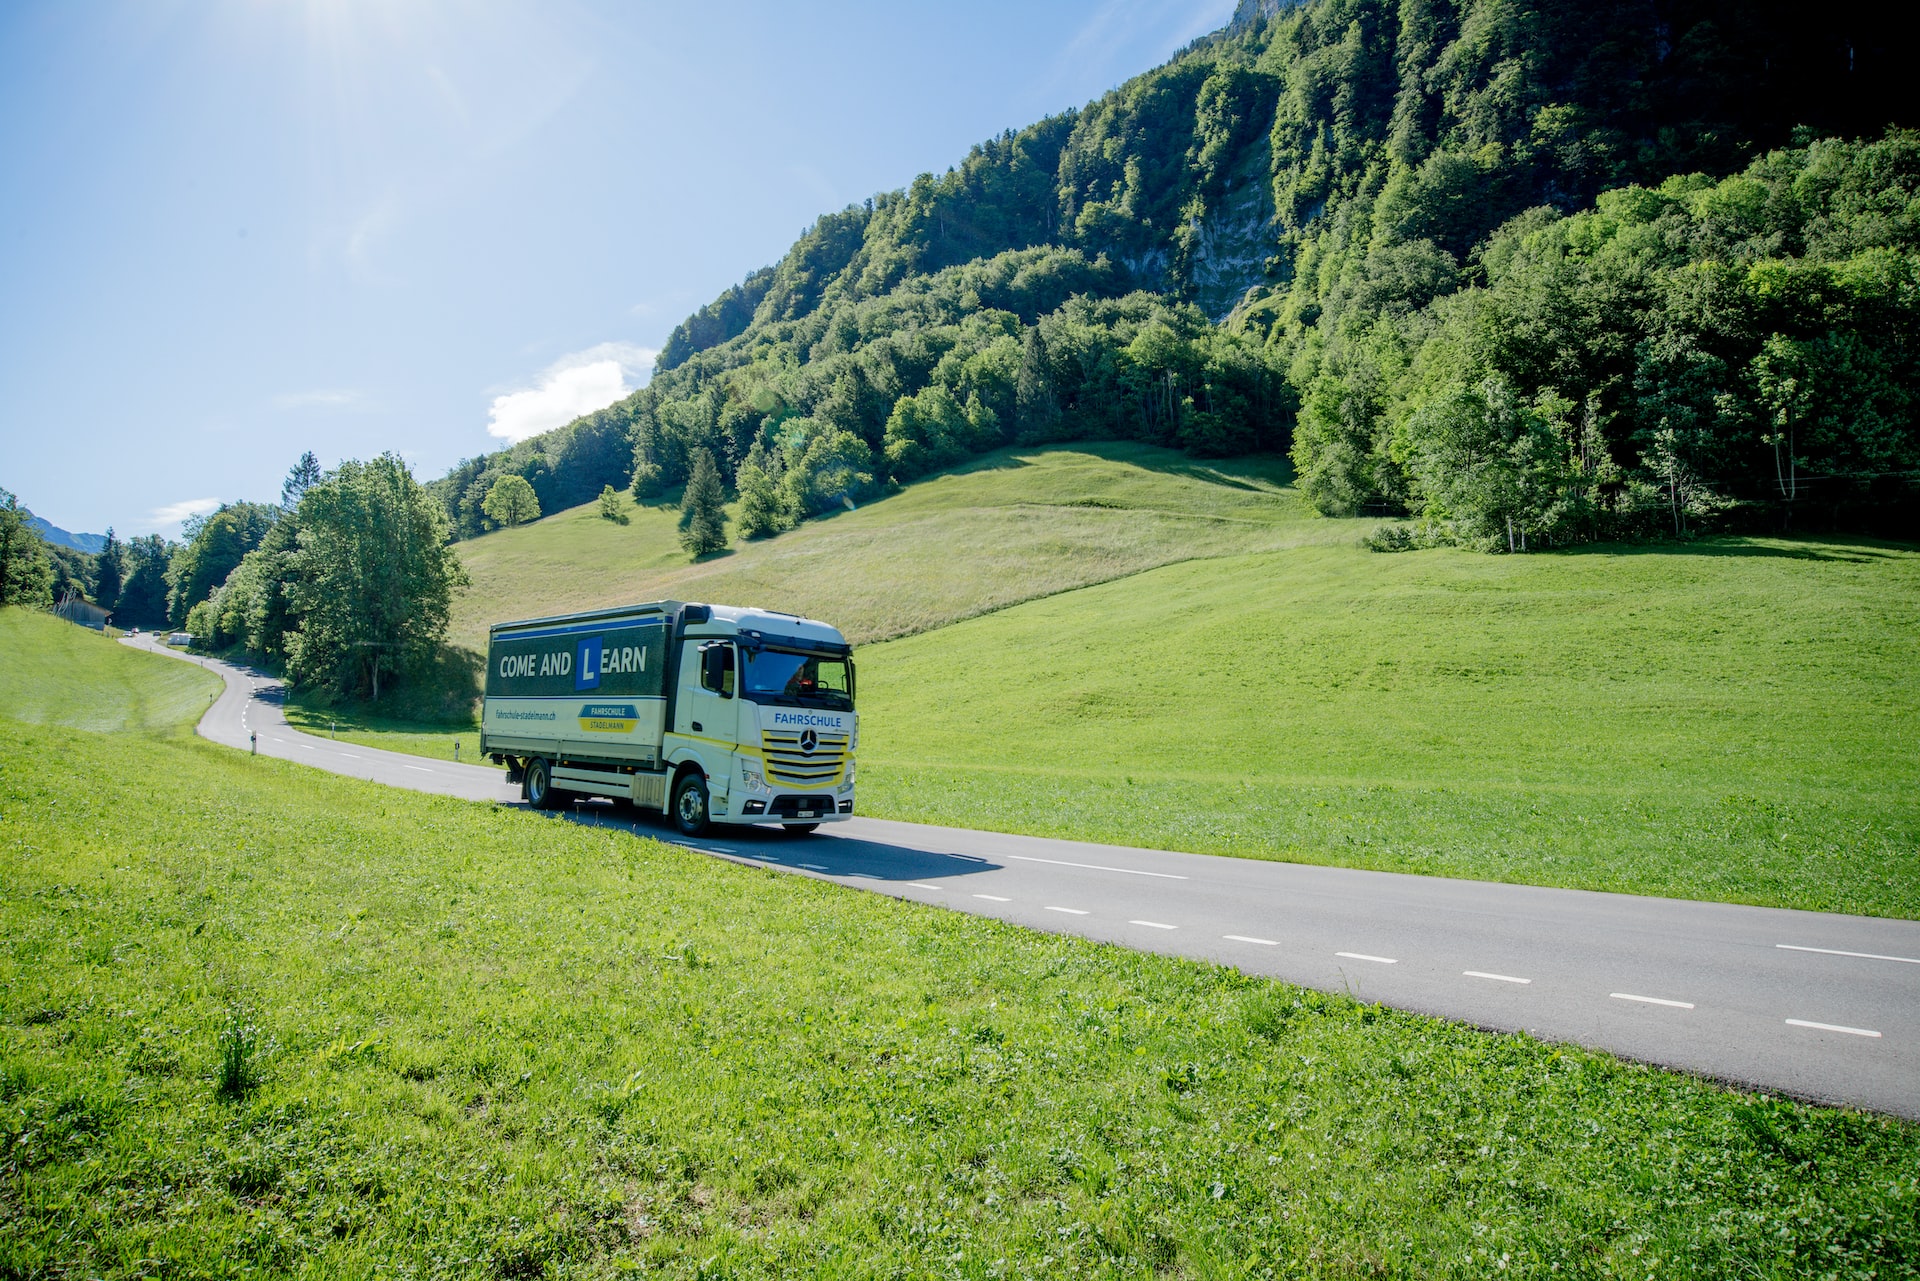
<box><xmin>3</xmin><ymin>607</ymin><xmax>1915</xmax><ymax>1273</ymax></box>
<box><xmin>0</xmin><ymin>608</ymin><xmax>220</xmax><ymax>732</ymax></box>
<box><xmin>858</xmin><ymin>537</ymin><xmax>1920</xmax><ymax>918</ymax></box>
<box><xmin>429</xmin><ymin>448</ymin><xmax>1920</xmax><ymax>917</ymax></box>
<box><xmin>449</xmin><ymin>443</ymin><xmax>1359</xmax><ymax>651</ymax></box>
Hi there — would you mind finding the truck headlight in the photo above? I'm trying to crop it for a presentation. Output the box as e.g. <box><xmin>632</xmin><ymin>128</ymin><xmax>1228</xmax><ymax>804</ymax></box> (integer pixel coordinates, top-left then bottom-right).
<box><xmin>741</xmin><ymin>767</ymin><xmax>767</xmax><ymax>793</ymax></box>
<box><xmin>843</xmin><ymin>761</ymin><xmax>856</xmax><ymax>785</ymax></box>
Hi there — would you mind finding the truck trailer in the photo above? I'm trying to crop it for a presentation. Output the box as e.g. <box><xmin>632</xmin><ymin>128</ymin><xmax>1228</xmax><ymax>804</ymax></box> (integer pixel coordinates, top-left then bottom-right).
<box><xmin>481</xmin><ymin>601</ymin><xmax>856</xmax><ymax>835</ymax></box>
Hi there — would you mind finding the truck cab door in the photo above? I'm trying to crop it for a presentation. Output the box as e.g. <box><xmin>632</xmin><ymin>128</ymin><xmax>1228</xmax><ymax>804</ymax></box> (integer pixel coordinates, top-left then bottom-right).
<box><xmin>675</xmin><ymin>640</ymin><xmax>738</xmax><ymax>744</ymax></box>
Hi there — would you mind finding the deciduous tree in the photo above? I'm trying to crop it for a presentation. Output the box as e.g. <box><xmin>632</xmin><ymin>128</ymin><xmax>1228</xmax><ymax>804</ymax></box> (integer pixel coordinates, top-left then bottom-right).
<box><xmin>286</xmin><ymin>454</ymin><xmax>468</xmax><ymax>701</ymax></box>
<box><xmin>481</xmin><ymin>474</ymin><xmax>541</xmax><ymax>529</ymax></box>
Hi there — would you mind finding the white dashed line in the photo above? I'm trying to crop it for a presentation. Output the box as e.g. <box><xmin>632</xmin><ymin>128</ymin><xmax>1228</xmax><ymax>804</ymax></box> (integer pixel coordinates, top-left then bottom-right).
<box><xmin>1464</xmin><ymin>970</ymin><xmax>1532</xmax><ymax>984</ymax></box>
<box><xmin>1336</xmin><ymin>952</ymin><xmax>1397</xmax><ymax>965</ymax></box>
<box><xmin>1004</xmin><ymin>854</ymin><xmax>1187</xmax><ymax>880</ymax></box>
<box><xmin>1611</xmin><ymin>993</ymin><xmax>1694</xmax><ymax>1009</ymax></box>
<box><xmin>1044</xmin><ymin>906</ymin><xmax>1089</xmax><ymax>916</ymax></box>
<box><xmin>973</xmin><ymin>894</ymin><xmax>1011</xmax><ymax>902</ymax></box>
<box><xmin>798</xmin><ymin>863</ymin><xmax>828</xmax><ymax>871</ymax></box>
<box><xmin>1224</xmin><ymin>934</ymin><xmax>1278</xmax><ymax>946</ymax></box>
<box><xmin>907</xmin><ymin>883</ymin><xmax>943</xmax><ymax>891</ymax></box>
<box><xmin>404</xmin><ymin>765</ymin><xmax>432</xmax><ymax>773</ymax></box>
<box><xmin>338</xmin><ymin>753</ymin><xmax>361</xmax><ymax>760</ymax></box>
<box><xmin>1130</xmin><ymin>920</ymin><xmax>1177</xmax><ymax>930</ymax></box>
<box><xmin>1785</xmin><ymin>1019</ymin><xmax>1882</xmax><ymax>1038</ymax></box>
<box><xmin>1777</xmin><ymin>944</ymin><xmax>1920</xmax><ymax>966</ymax></box>
<box><xmin>299</xmin><ymin>744</ymin><xmax>316</xmax><ymax>751</ymax></box>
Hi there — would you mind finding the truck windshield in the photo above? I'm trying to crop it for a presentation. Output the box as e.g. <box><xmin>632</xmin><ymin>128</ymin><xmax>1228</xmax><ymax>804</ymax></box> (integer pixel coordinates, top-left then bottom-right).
<box><xmin>743</xmin><ymin>649</ymin><xmax>853</xmax><ymax>709</ymax></box>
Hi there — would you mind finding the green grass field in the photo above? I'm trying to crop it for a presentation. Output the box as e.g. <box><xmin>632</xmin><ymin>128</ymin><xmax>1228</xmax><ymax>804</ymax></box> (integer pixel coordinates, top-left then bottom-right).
<box><xmin>281</xmin><ymin>702</ymin><xmax>499</xmax><ymax>768</ymax></box>
<box><xmin>857</xmin><ymin>538</ymin><xmax>1920</xmax><ymax>918</ymax></box>
<box><xmin>0</xmin><ymin>609</ymin><xmax>220</xmax><ymax>733</ymax></box>
<box><xmin>334</xmin><ymin>448</ymin><xmax>1920</xmax><ymax>918</ymax></box>
<box><xmin>4</xmin><ymin>697</ymin><xmax>1917</xmax><ymax>1276</ymax></box>
<box><xmin>450</xmin><ymin>444</ymin><xmax>1358</xmax><ymax>652</ymax></box>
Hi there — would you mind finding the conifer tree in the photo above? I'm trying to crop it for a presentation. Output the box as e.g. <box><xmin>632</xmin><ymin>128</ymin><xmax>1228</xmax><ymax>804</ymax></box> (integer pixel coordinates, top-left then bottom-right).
<box><xmin>678</xmin><ymin>448</ymin><xmax>729</xmax><ymax>558</ymax></box>
<box><xmin>597</xmin><ymin>484</ymin><xmax>630</xmax><ymax>524</ymax></box>
<box><xmin>93</xmin><ymin>527</ymin><xmax>123</xmax><ymax>611</ymax></box>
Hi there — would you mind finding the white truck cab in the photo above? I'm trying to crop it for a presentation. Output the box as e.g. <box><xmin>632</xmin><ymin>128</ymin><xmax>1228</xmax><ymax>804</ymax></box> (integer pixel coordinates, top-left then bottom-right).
<box><xmin>481</xmin><ymin>601</ymin><xmax>856</xmax><ymax>835</ymax></box>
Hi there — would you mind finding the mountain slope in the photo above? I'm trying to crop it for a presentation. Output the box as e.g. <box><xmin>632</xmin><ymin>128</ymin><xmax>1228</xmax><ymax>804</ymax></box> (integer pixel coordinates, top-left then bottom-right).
<box><xmin>429</xmin><ymin>0</ymin><xmax>1911</xmax><ymax>548</ymax></box>
<box><xmin>24</xmin><ymin>514</ymin><xmax>104</xmax><ymax>554</ymax></box>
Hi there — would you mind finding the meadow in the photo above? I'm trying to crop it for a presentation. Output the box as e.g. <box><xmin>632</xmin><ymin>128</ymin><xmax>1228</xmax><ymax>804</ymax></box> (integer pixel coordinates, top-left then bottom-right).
<box><xmin>0</xmin><ymin>609</ymin><xmax>220</xmax><ymax>732</ymax></box>
<box><xmin>857</xmin><ymin>537</ymin><xmax>1920</xmax><ymax>919</ymax></box>
<box><xmin>347</xmin><ymin>447</ymin><xmax>1920</xmax><ymax>917</ymax></box>
<box><xmin>449</xmin><ymin>444</ymin><xmax>1362</xmax><ymax>651</ymax></box>
<box><xmin>281</xmin><ymin>701</ymin><xmax>500</xmax><ymax>769</ymax></box>
<box><xmin>2</xmin><ymin>613</ymin><xmax>1916</xmax><ymax>1278</ymax></box>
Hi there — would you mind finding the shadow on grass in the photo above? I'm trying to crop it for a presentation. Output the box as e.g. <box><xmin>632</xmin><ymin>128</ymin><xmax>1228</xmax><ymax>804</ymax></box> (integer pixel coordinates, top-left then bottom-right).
<box><xmin>1551</xmin><ymin>535</ymin><xmax>1916</xmax><ymax>564</ymax></box>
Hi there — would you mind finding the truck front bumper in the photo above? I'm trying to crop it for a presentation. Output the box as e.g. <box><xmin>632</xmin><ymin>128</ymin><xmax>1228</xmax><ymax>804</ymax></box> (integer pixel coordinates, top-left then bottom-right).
<box><xmin>729</xmin><ymin>791</ymin><xmax>852</xmax><ymax>823</ymax></box>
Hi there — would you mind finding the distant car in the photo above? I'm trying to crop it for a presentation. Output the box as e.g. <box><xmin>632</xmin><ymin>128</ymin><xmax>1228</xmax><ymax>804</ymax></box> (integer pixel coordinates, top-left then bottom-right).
<box><xmin>129</xmin><ymin>627</ymin><xmax>140</xmax><ymax>636</ymax></box>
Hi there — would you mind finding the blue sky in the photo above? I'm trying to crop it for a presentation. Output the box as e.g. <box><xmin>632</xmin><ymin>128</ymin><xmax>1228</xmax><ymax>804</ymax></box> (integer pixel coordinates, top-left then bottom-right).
<box><xmin>0</xmin><ymin>0</ymin><xmax>1238</xmax><ymax>538</ymax></box>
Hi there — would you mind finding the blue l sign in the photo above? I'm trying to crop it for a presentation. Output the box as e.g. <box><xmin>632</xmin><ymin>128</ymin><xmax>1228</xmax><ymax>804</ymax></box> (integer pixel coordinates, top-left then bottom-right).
<box><xmin>575</xmin><ymin>636</ymin><xmax>602</xmax><ymax>690</ymax></box>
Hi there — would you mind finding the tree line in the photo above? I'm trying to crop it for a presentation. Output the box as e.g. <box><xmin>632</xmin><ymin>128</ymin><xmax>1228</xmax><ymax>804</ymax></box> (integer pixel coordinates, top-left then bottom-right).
<box><xmin>4</xmin><ymin>453</ymin><xmax>468</xmax><ymax>707</ymax></box>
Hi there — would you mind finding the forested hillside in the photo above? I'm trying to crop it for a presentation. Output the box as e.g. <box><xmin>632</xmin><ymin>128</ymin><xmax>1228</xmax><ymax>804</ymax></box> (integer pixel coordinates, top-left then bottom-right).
<box><xmin>430</xmin><ymin>0</ymin><xmax>1912</xmax><ymax>546</ymax></box>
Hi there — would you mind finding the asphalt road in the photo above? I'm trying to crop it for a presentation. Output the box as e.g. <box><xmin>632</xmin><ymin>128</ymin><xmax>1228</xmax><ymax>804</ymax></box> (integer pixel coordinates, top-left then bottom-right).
<box><xmin>129</xmin><ymin>637</ymin><xmax>1920</xmax><ymax>1119</ymax></box>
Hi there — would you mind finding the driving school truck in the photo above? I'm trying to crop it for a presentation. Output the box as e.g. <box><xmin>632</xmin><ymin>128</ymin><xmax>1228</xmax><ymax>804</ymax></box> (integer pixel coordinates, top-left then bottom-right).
<box><xmin>481</xmin><ymin>601</ymin><xmax>856</xmax><ymax>835</ymax></box>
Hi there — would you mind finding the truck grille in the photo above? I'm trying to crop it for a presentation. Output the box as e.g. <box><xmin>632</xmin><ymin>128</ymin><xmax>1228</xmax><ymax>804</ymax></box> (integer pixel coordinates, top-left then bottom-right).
<box><xmin>761</xmin><ymin>729</ymin><xmax>848</xmax><ymax>787</ymax></box>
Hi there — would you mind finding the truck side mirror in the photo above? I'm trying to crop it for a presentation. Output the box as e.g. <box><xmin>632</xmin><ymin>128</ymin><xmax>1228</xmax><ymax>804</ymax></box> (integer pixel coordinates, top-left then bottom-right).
<box><xmin>700</xmin><ymin>643</ymin><xmax>734</xmax><ymax>698</ymax></box>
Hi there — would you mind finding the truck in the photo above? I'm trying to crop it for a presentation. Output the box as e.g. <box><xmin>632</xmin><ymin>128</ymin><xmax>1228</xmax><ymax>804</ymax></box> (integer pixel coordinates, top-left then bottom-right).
<box><xmin>481</xmin><ymin>601</ymin><xmax>856</xmax><ymax>836</ymax></box>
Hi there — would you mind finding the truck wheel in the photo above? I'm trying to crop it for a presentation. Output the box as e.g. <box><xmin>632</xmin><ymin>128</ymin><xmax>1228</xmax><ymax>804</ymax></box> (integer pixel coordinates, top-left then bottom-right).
<box><xmin>524</xmin><ymin>757</ymin><xmax>557</xmax><ymax>810</ymax></box>
<box><xmin>672</xmin><ymin>773</ymin><xmax>710</xmax><ymax>836</ymax></box>
<box><xmin>782</xmin><ymin>823</ymin><xmax>819</xmax><ymax>836</ymax></box>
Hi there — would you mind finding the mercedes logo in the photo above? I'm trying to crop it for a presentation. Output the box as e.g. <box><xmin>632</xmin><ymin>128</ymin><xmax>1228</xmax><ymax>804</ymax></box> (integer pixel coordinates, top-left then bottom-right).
<box><xmin>799</xmin><ymin>730</ymin><xmax>817</xmax><ymax>754</ymax></box>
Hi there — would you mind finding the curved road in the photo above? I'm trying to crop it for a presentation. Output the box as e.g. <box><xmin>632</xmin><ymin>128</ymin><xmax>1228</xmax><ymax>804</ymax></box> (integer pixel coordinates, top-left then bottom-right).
<box><xmin>129</xmin><ymin>637</ymin><xmax>1920</xmax><ymax>1119</ymax></box>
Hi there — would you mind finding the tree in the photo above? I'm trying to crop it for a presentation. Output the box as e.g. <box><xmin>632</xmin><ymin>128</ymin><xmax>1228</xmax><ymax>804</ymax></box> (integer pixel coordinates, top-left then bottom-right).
<box><xmin>166</xmin><ymin>502</ymin><xmax>278</xmax><ymax>625</ymax></box>
<box><xmin>115</xmin><ymin>536</ymin><xmax>173</xmax><ymax>627</ymax></box>
<box><xmin>281</xmin><ymin>451</ymin><xmax>323</xmax><ymax>509</ymax></box>
<box><xmin>285</xmin><ymin>454</ymin><xmax>469</xmax><ymax>701</ymax></box>
<box><xmin>0</xmin><ymin>488</ymin><xmax>53</xmax><ymax>609</ymax></box>
<box><xmin>94</xmin><ymin>527</ymin><xmax>123</xmax><ymax>611</ymax></box>
<box><xmin>677</xmin><ymin>448</ymin><xmax>729</xmax><ymax>558</ymax></box>
<box><xmin>778</xmin><ymin>424</ymin><xmax>875</xmax><ymax>518</ymax></box>
<box><xmin>481</xmin><ymin>474</ymin><xmax>541</xmax><ymax>529</ymax></box>
<box><xmin>734</xmin><ymin>440</ymin><xmax>795</xmax><ymax>539</ymax></box>
<box><xmin>597</xmin><ymin>484</ymin><xmax>630</xmax><ymax>524</ymax></box>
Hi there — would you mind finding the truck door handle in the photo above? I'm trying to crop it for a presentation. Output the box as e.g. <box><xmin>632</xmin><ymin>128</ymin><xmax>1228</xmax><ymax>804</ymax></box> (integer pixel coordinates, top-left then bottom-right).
<box><xmin>690</xmin><ymin>721</ymin><xmax>703</xmax><ymax>732</ymax></box>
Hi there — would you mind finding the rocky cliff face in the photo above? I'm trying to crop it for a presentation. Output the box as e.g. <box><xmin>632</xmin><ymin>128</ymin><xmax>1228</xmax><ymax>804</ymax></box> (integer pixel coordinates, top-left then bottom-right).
<box><xmin>1185</xmin><ymin>138</ymin><xmax>1279</xmax><ymax>320</ymax></box>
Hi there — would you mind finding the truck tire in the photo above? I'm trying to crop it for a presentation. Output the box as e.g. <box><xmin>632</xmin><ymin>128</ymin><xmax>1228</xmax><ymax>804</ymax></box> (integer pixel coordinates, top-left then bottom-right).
<box><xmin>672</xmin><ymin>772</ymin><xmax>710</xmax><ymax>836</ymax></box>
<box><xmin>782</xmin><ymin>823</ymin><xmax>819</xmax><ymax>836</ymax></box>
<box><xmin>524</xmin><ymin>757</ymin><xmax>558</xmax><ymax>810</ymax></box>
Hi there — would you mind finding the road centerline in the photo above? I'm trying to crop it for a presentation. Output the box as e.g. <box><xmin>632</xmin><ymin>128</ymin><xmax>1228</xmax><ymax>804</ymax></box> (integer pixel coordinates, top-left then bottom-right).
<box><xmin>1785</xmin><ymin>1019</ymin><xmax>1882</xmax><ymax>1038</ymax></box>
<box><xmin>1337</xmin><ymin>951</ymin><xmax>1397</xmax><ymax>965</ymax></box>
<box><xmin>1611</xmin><ymin>992</ymin><xmax>1694</xmax><ymax>1009</ymax></box>
<box><xmin>1464</xmin><ymin>970</ymin><xmax>1531</xmax><ymax>984</ymax></box>
<box><xmin>1777</xmin><ymin>943</ymin><xmax>1920</xmax><ymax>966</ymax></box>
<box><xmin>1003</xmin><ymin>854</ymin><xmax>1186</xmax><ymax>880</ymax></box>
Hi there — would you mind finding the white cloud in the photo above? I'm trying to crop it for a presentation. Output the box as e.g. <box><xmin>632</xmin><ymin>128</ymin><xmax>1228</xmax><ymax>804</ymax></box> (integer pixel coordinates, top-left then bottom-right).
<box><xmin>486</xmin><ymin>342</ymin><xmax>656</xmax><ymax>443</ymax></box>
<box><xmin>144</xmin><ymin>497</ymin><xmax>221</xmax><ymax>536</ymax></box>
<box><xmin>273</xmin><ymin>389</ymin><xmax>362</xmax><ymax>410</ymax></box>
